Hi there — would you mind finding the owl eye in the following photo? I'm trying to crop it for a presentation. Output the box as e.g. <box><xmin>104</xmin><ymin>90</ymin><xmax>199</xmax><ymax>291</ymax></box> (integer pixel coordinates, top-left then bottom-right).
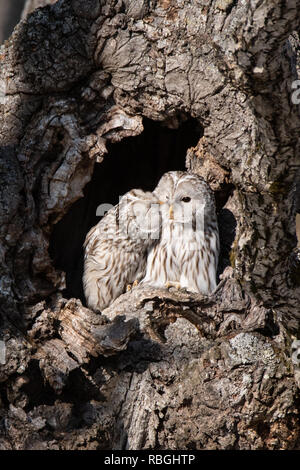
<box><xmin>181</xmin><ymin>196</ymin><xmax>191</xmax><ymax>203</ymax></box>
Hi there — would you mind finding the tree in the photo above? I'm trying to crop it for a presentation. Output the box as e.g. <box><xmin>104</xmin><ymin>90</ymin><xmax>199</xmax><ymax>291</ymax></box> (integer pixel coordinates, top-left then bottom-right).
<box><xmin>0</xmin><ymin>0</ymin><xmax>299</xmax><ymax>450</ymax></box>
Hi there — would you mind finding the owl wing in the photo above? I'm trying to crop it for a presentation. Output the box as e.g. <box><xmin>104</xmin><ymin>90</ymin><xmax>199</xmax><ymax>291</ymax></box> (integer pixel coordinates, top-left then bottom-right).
<box><xmin>83</xmin><ymin>206</ymin><xmax>121</xmax><ymax>311</ymax></box>
<box><xmin>83</xmin><ymin>191</ymin><xmax>160</xmax><ymax>312</ymax></box>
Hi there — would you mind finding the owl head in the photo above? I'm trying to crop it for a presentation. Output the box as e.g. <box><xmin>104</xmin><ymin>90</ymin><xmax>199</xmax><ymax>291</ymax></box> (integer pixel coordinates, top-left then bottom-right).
<box><xmin>154</xmin><ymin>171</ymin><xmax>216</xmax><ymax>230</ymax></box>
<box><xmin>118</xmin><ymin>189</ymin><xmax>162</xmax><ymax>241</ymax></box>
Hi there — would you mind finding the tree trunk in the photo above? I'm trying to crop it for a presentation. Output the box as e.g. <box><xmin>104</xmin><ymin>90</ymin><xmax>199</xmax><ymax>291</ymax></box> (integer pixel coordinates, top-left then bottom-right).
<box><xmin>0</xmin><ymin>0</ymin><xmax>300</xmax><ymax>450</ymax></box>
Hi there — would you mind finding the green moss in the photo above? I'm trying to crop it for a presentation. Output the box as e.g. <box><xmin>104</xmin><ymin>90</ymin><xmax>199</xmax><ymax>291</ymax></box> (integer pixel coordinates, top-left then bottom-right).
<box><xmin>229</xmin><ymin>240</ymin><xmax>238</xmax><ymax>268</ymax></box>
<box><xmin>268</xmin><ymin>181</ymin><xmax>289</xmax><ymax>195</ymax></box>
<box><xmin>247</xmin><ymin>155</ymin><xmax>253</xmax><ymax>166</ymax></box>
<box><xmin>229</xmin><ymin>250</ymin><xmax>236</xmax><ymax>268</ymax></box>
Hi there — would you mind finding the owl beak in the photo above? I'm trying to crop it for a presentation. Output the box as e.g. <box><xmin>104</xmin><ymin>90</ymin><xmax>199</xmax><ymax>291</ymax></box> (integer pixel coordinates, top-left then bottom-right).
<box><xmin>169</xmin><ymin>205</ymin><xmax>174</xmax><ymax>220</ymax></box>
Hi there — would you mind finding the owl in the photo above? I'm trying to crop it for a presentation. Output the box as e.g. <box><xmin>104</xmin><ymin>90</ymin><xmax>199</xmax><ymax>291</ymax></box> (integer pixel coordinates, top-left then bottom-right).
<box><xmin>83</xmin><ymin>189</ymin><xmax>161</xmax><ymax>311</ymax></box>
<box><xmin>83</xmin><ymin>171</ymin><xmax>219</xmax><ymax>312</ymax></box>
<box><xmin>141</xmin><ymin>171</ymin><xmax>220</xmax><ymax>294</ymax></box>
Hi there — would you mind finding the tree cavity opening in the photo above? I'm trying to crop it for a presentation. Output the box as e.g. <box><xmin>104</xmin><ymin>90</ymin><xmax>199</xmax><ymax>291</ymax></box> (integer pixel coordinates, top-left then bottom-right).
<box><xmin>49</xmin><ymin>117</ymin><xmax>203</xmax><ymax>303</ymax></box>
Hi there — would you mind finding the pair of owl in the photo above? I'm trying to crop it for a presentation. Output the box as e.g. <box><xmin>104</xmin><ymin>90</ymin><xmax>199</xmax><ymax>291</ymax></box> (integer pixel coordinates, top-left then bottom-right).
<box><xmin>83</xmin><ymin>171</ymin><xmax>220</xmax><ymax>312</ymax></box>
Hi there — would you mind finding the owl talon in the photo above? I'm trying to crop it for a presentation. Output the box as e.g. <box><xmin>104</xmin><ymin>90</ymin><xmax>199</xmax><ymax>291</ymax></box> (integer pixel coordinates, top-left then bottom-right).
<box><xmin>127</xmin><ymin>280</ymin><xmax>138</xmax><ymax>292</ymax></box>
<box><xmin>165</xmin><ymin>281</ymin><xmax>181</xmax><ymax>290</ymax></box>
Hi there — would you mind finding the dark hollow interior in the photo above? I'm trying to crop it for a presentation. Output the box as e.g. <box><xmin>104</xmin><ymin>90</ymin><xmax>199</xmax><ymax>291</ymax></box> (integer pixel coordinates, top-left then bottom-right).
<box><xmin>49</xmin><ymin>117</ymin><xmax>204</xmax><ymax>303</ymax></box>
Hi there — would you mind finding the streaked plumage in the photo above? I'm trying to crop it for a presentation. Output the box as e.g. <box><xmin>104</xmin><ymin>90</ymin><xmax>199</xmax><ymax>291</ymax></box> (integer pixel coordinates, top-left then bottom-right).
<box><xmin>141</xmin><ymin>171</ymin><xmax>219</xmax><ymax>294</ymax></box>
<box><xmin>83</xmin><ymin>171</ymin><xmax>219</xmax><ymax>312</ymax></box>
<box><xmin>83</xmin><ymin>189</ymin><xmax>161</xmax><ymax>311</ymax></box>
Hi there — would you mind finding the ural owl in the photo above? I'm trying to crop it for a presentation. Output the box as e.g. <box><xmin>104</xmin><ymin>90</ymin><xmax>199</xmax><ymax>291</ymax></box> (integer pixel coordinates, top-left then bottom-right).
<box><xmin>141</xmin><ymin>171</ymin><xmax>219</xmax><ymax>294</ymax></box>
<box><xmin>83</xmin><ymin>189</ymin><xmax>161</xmax><ymax>311</ymax></box>
<box><xmin>83</xmin><ymin>171</ymin><xmax>219</xmax><ymax>312</ymax></box>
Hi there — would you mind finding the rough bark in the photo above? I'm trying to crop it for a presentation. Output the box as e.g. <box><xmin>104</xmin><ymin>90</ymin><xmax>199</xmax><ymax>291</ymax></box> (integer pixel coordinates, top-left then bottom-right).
<box><xmin>0</xmin><ymin>0</ymin><xmax>300</xmax><ymax>450</ymax></box>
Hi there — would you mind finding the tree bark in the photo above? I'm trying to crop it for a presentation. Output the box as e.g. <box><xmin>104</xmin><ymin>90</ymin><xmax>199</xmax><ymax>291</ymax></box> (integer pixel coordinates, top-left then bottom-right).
<box><xmin>0</xmin><ymin>0</ymin><xmax>300</xmax><ymax>450</ymax></box>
